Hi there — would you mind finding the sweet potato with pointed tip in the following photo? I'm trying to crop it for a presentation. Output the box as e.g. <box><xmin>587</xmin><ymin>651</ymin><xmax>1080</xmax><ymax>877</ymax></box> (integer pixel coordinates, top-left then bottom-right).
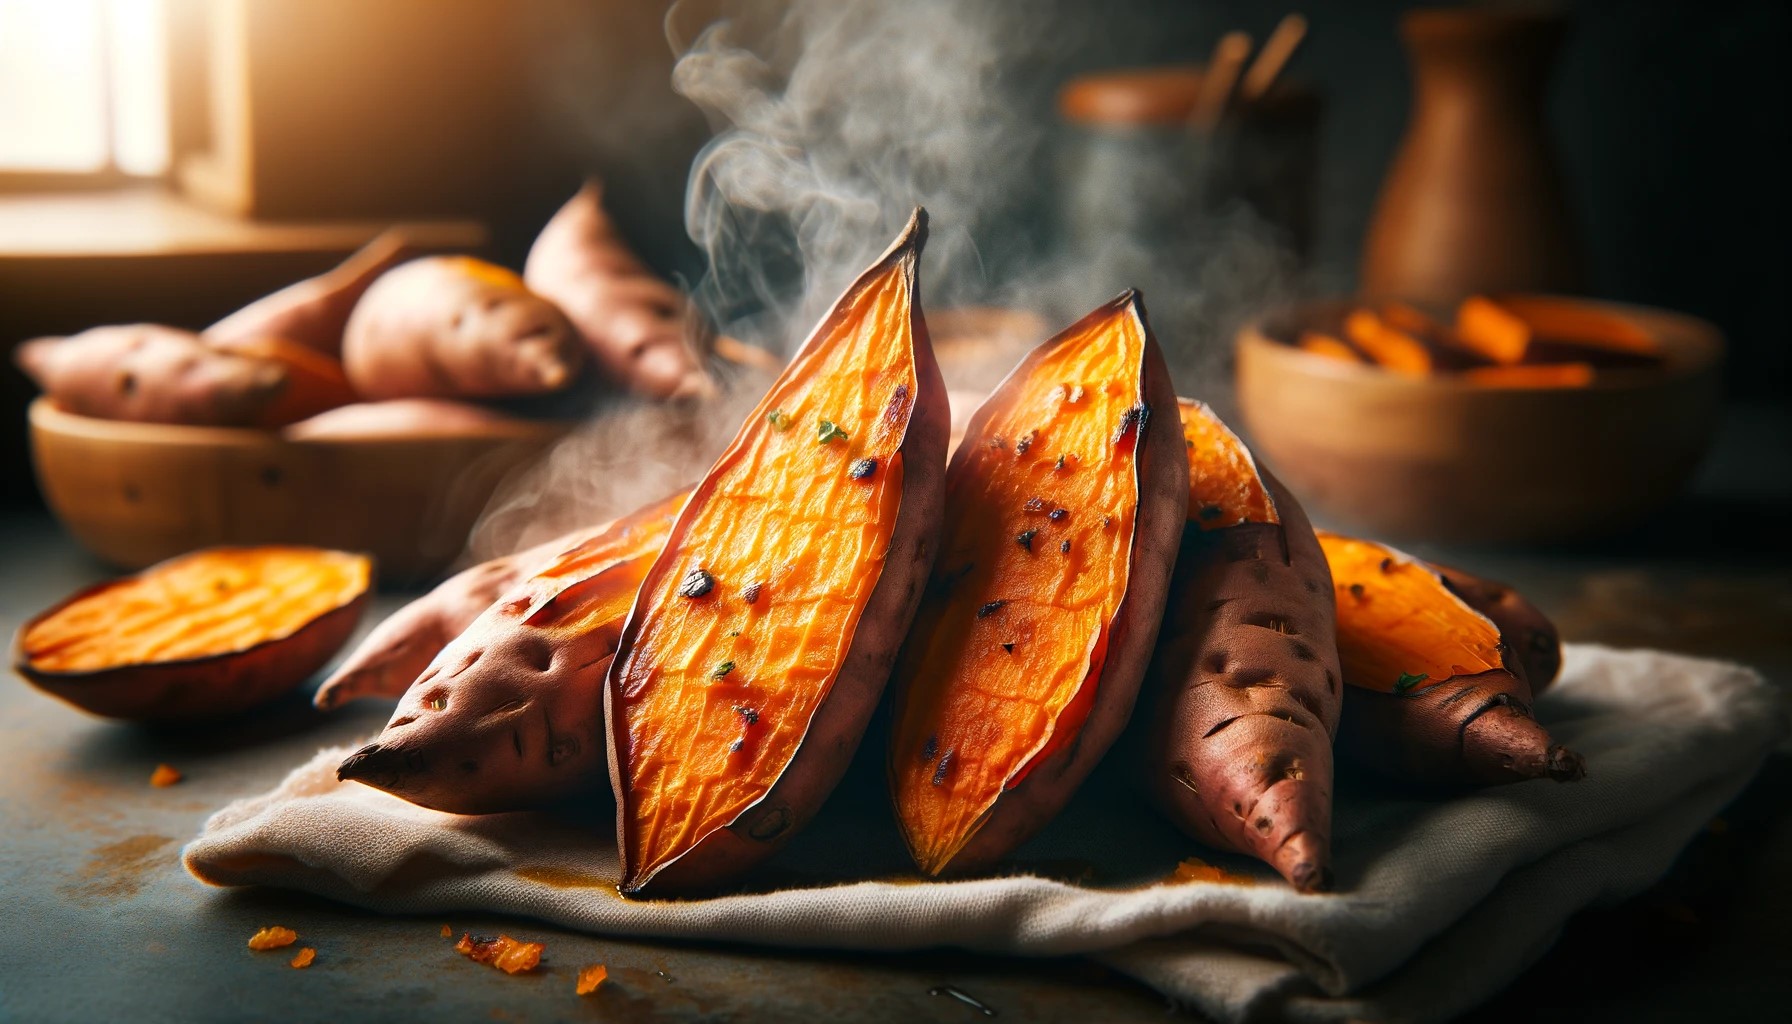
<box><xmin>206</xmin><ymin>230</ymin><xmax>416</xmax><ymax>355</ymax></box>
<box><xmin>337</xmin><ymin>493</ymin><xmax>683</xmax><ymax>813</ymax></box>
<box><xmin>607</xmin><ymin>210</ymin><xmax>946</xmax><ymax>897</ymax></box>
<box><xmin>1318</xmin><ymin>532</ymin><xmax>1584</xmax><ymax>787</ymax></box>
<box><xmin>888</xmin><ymin>290</ymin><xmax>1186</xmax><ymax>877</ymax></box>
<box><xmin>1142</xmin><ymin>399</ymin><xmax>1341</xmax><ymax>892</ymax></box>
<box><xmin>17</xmin><ymin>324</ymin><xmax>287</xmax><ymax>426</ymax></box>
<box><xmin>342</xmin><ymin>256</ymin><xmax>585</xmax><ymax>400</ymax></box>
<box><xmin>13</xmin><ymin>547</ymin><xmax>370</xmax><ymax>721</ymax></box>
<box><xmin>525</xmin><ymin>181</ymin><xmax>712</xmax><ymax>400</ymax></box>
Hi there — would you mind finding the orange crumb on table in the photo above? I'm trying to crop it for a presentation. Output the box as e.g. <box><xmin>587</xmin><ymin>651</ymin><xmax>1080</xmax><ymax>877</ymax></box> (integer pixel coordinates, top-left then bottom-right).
<box><xmin>455</xmin><ymin>933</ymin><xmax>544</xmax><ymax>974</ymax></box>
<box><xmin>1166</xmin><ymin>857</ymin><xmax>1256</xmax><ymax>886</ymax></box>
<box><xmin>440</xmin><ymin>924</ymin><xmax>452</xmax><ymax>938</ymax></box>
<box><xmin>1296</xmin><ymin>331</ymin><xmax>1361</xmax><ymax>364</ymax></box>
<box><xmin>290</xmin><ymin>947</ymin><xmax>316</xmax><ymax>969</ymax></box>
<box><xmin>247</xmin><ymin>926</ymin><xmax>298</xmax><ymax>950</ymax></box>
<box><xmin>149</xmin><ymin>764</ymin><xmax>182</xmax><ymax>787</ymax></box>
<box><xmin>1460</xmin><ymin>363</ymin><xmax>1595</xmax><ymax>388</ymax></box>
<box><xmin>576</xmin><ymin>964</ymin><xmax>609</xmax><ymax>995</ymax></box>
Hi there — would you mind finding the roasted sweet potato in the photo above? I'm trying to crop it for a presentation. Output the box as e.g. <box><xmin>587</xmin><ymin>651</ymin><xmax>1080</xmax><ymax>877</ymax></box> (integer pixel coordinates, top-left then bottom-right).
<box><xmin>16</xmin><ymin>325</ymin><xmax>287</xmax><ymax>426</ymax></box>
<box><xmin>342</xmin><ymin>256</ymin><xmax>584</xmax><ymax>400</ymax></box>
<box><xmin>1342</xmin><ymin>309</ymin><xmax>1432</xmax><ymax>377</ymax></box>
<box><xmin>281</xmin><ymin>398</ymin><xmax>536</xmax><ymax>441</ymax></box>
<box><xmin>1318</xmin><ymin>532</ymin><xmax>1584</xmax><ymax>787</ymax></box>
<box><xmin>338</xmin><ymin>492</ymin><xmax>684</xmax><ymax>813</ymax></box>
<box><xmin>206</xmin><ymin>230</ymin><xmax>416</xmax><ymax>355</ymax></box>
<box><xmin>1296</xmin><ymin>331</ymin><xmax>1361</xmax><ymax>364</ymax></box>
<box><xmin>888</xmin><ymin>290</ymin><xmax>1186</xmax><ymax>877</ymax></box>
<box><xmin>1454</xmin><ymin>294</ymin><xmax>1660</xmax><ymax>370</ymax></box>
<box><xmin>14</xmin><ymin>547</ymin><xmax>370</xmax><ymax>721</ymax></box>
<box><xmin>1141</xmin><ymin>399</ymin><xmax>1341</xmax><ymax>891</ymax></box>
<box><xmin>525</xmin><ymin>181</ymin><xmax>711</xmax><ymax>400</ymax></box>
<box><xmin>606</xmin><ymin>210</ymin><xmax>947</xmax><ymax>896</ymax></box>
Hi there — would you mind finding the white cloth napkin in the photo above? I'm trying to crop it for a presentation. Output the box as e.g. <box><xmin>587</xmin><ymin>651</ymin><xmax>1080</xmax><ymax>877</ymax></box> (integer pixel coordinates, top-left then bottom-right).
<box><xmin>184</xmin><ymin>646</ymin><xmax>1785</xmax><ymax>1023</ymax></box>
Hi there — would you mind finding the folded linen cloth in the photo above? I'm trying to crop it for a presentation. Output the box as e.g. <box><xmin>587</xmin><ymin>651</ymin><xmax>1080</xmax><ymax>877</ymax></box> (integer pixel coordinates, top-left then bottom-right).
<box><xmin>185</xmin><ymin>646</ymin><xmax>1784</xmax><ymax>1023</ymax></box>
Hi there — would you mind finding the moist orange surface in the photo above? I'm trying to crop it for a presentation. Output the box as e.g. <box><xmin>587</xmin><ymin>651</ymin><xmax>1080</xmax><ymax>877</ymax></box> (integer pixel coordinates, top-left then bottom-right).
<box><xmin>1317</xmin><ymin>532</ymin><xmax>1504</xmax><ymax>693</ymax></box>
<box><xmin>1343</xmin><ymin>309</ymin><xmax>1432</xmax><ymax>377</ymax></box>
<box><xmin>23</xmin><ymin>548</ymin><xmax>369</xmax><ymax>673</ymax></box>
<box><xmin>1494</xmin><ymin>295</ymin><xmax>1659</xmax><ymax>356</ymax></box>
<box><xmin>611</xmin><ymin>249</ymin><xmax>918</xmax><ymax>888</ymax></box>
<box><xmin>890</xmin><ymin>301</ymin><xmax>1146</xmax><ymax>874</ymax></box>
<box><xmin>1454</xmin><ymin>295</ymin><xmax>1533</xmax><ymax>364</ymax></box>
<box><xmin>1177</xmin><ymin>399</ymin><xmax>1278</xmax><ymax>530</ymax></box>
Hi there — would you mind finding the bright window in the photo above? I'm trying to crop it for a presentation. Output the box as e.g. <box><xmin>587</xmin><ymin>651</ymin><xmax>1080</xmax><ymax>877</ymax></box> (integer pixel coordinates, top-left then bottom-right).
<box><xmin>0</xmin><ymin>0</ymin><xmax>168</xmax><ymax>175</ymax></box>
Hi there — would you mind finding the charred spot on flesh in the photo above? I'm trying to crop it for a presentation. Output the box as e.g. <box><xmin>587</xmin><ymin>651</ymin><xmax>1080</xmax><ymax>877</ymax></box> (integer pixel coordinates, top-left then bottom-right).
<box><xmin>1024</xmin><ymin>496</ymin><xmax>1045</xmax><ymax>513</ymax></box>
<box><xmin>1016</xmin><ymin>529</ymin><xmax>1037</xmax><ymax>551</ymax></box>
<box><xmin>988</xmin><ymin>434</ymin><xmax>1007</xmax><ymax>451</ymax></box>
<box><xmin>741</xmin><ymin>580</ymin><xmax>762</xmax><ymax>605</ymax></box>
<box><xmin>920</xmin><ymin>735</ymin><xmax>938</xmax><ymax>762</ymax></box>
<box><xmin>932</xmin><ymin>750</ymin><xmax>954</xmax><ymax>786</ymax></box>
<box><xmin>1054</xmin><ymin>453</ymin><xmax>1069</xmax><ymax>472</ymax></box>
<box><xmin>882</xmin><ymin>384</ymin><xmax>911</xmax><ymax>426</ymax></box>
<box><xmin>732</xmin><ymin>704</ymin><xmax>759</xmax><ymax>726</ymax></box>
<box><xmin>1348</xmin><ymin>582</ymin><xmax>1366</xmax><ymax>601</ymax></box>
<box><xmin>1049</xmin><ymin>507</ymin><xmax>1068</xmax><ymax>521</ymax></box>
<box><xmin>1001</xmin><ymin>642</ymin><xmax>1015</xmax><ymax>653</ymax></box>
<box><xmin>977</xmin><ymin>600</ymin><xmax>1006</xmax><ymax>618</ymax></box>
<box><xmin>679</xmin><ymin>567</ymin><xmax>716</xmax><ymax>599</ymax></box>
<box><xmin>1199</xmin><ymin>505</ymin><xmax>1223</xmax><ymax>521</ymax></box>
<box><xmin>849</xmin><ymin>457</ymin><xmax>878</xmax><ymax>480</ymax></box>
<box><xmin>1379</xmin><ymin>557</ymin><xmax>1395</xmax><ymax>574</ymax></box>
<box><xmin>1059</xmin><ymin>539</ymin><xmax>1071</xmax><ymax>554</ymax></box>
<box><xmin>1112</xmin><ymin>402</ymin><xmax>1150</xmax><ymax>446</ymax></box>
<box><xmin>1015</xmin><ymin>430</ymin><xmax>1036</xmax><ymax>455</ymax></box>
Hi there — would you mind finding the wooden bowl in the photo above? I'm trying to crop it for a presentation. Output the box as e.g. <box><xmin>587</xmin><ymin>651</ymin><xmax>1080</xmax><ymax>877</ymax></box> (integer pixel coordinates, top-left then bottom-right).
<box><xmin>1234</xmin><ymin>298</ymin><xmax>1723</xmax><ymax>544</ymax></box>
<box><xmin>29</xmin><ymin>399</ymin><xmax>566</xmax><ymax>580</ymax></box>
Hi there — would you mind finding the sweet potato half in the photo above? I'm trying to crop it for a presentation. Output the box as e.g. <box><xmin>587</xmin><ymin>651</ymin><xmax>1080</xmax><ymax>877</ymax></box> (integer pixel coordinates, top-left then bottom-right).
<box><xmin>338</xmin><ymin>492</ymin><xmax>684</xmax><ymax>813</ymax></box>
<box><xmin>342</xmin><ymin>256</ymin><xmax>584</xmax><ymax>400</ymax></box>
<box><xmin>14</xmin><ymin>547</ymin><xmax>371</xmax><ymax>721</ymax></box>
<box><xmin>1142</xmin><ymin>399</ymin><xmax>1341</xmax><ymax>891</ymax></box>
<box><xmin>888</xmin><ymin>290</ymin><xmax>1186</xmax><ymax>877</ymax></box>
<box><xmin>1318</xmin><ymin>532</ymin><xmax>1583</xmax><ymax>787</ymax></box>
<box><xmin>606</xmin><ymin>210</ymin><xmax>947</xmax><ymax>896</ymax></box>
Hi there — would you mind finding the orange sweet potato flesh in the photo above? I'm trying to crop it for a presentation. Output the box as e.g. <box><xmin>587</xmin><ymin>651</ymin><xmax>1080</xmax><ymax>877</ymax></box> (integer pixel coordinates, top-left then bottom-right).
<box><xmin>525</xmin><ymin>181</ymin><xmax>713</xmax><ymax>400</ymax></box>
<box><xmin>1454</xmin><ymin>296</ymin><xmax>1533</xmax><ymax>365</ymax></box>
<box><xmin>338</xmin><ymin>492</ymin><xmax>684</xmax><ymax>814</ymax></box>
<box><xmin>607</xmin><ymin>211</ymin><xmax>947</xmax><ymax>896</ymax></box>
<box><xmin>15</xmin><ymin>547</ymin><xmax>370</xmax><ymax>721</ymax></box>
<box><xmin>888</xmin><ymin>291</ymin><xmax>1187</xmax><ymax>877</ymax></box>
<box><xmin>1143</xmin><ymin>399</ymin><xmax>1340</xmax><ymax>891</ymax></box>
<box><xmin>1296</xmin><ymin>331</ymin><xmax>1361</xmax><ymax>364</ymax></box>
<box><xmin>1319</xmin><ymin>532</ymin><xmax>1584</xmax><ymax>787</ymax></box>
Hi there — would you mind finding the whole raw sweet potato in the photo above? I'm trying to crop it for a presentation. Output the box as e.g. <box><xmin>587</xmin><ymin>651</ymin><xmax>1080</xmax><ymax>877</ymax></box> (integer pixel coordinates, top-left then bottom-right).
<box><xmin>1142</xmin><ymin>399</ymin><xmax>1341</xmax><ymax>891</ymax></box>
<box><xmin>17</xmin><ymin>324</ymin><xmax>286</xmax><ymax>426</ymax></box>
<box><xmin>15</xmin><ymin>547</ymin><xmax>370</xmax><ymax>721</ymax></box>
<box><xmin>1319</xmin><ymin>532</ymin><xmax>1584</xmax><ymax>787</ymax></box>
<box><xmin>606</xmin><ymin>210</ymin><xmax>947</xmax><ymax>896</ymax></box>
<box><xmin>888</xmin><ymin>290</ymin><xmax>1187</xmax><ymax>877</ymax></box>
<box><xmin>337</xmin><ymin>493</ymin><xmax>683</xmax><ymax>812</ymax></box>
<box><xmin>342</xmin><ymin>257</ymin><xmax>585</xmax><ymax>400</ymax></box>
<box><xmin>524</xmin><ymin>181</ymin><xmax>711</xmax><ymax>400</ymax></box>
<box><xmin>206</xmin><ymin>230</ymin><xmax>416</xmax><ymax>356</ymax></box>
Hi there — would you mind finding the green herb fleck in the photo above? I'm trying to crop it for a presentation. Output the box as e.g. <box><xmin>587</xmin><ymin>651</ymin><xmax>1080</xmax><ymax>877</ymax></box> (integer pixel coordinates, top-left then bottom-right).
<box><xmin>1394</xmin><ymin>672</ymin><xmax>1428</xmax><ymax>693</ymax></box>
<box><xmin>711</xmin><ymin>660</ymin><xmax>736</xmax><ymax>680</ymax></box>
<box><xmin>768</xmin><ymin>409</ymin><xmax>792</xmax><ymax>431</ymax></box>
<box><xmin>817</xmin><ymin>419</ymin><xmax>849</xmax><ymax>445</ymax></box>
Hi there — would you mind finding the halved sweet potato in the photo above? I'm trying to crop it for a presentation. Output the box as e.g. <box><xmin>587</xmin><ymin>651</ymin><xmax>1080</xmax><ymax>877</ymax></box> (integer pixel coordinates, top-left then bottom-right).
<box><xmin>1141</xmin><ymin>399</ymin><xmax>1341</xmax><ymax>891</ymax></box>
<box><xmin>342</xmin><ymin>256</ymin><xmax>585</xmax><ymax>400</ymax></box>
<box><xmin>206</xmin><ymin>230</ymin><xmax>416</xmax><ymax>356</ymax></box>
<box><xmin>1318</xmin><ymin>532</ymin><xmax>1584</xmax><ymax>787</ymax></box>
<box><xmin>13</xmin><ymin>547</ymin><xmax>371</xmax><ymax>721</ymax></box>
<box><xmin>606</xmin><ymin>211</ymin><xmax>947</xmax><ymax>896</ymax></box>
<box><xmin>888</xmin><ymin>290</ymin><xmax>1186</xmax><ymax>877</ymax></box>
<box><xmin>338</xmin><ymin>492</ymin><xmax>684</xmax><ymax>813</ymax></box>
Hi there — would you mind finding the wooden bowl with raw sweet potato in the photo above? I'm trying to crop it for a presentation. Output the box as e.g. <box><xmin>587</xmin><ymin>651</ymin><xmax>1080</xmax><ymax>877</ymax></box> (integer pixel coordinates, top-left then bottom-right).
<box><xmin>29</xmin><ymin>398</ymin><xmax>568</xmax><ymax>581</ymax></box>
<box><xmin>1234</xmin><ymin>295</ymin><xmax>1723</xmax><ymax>544</ymax></box>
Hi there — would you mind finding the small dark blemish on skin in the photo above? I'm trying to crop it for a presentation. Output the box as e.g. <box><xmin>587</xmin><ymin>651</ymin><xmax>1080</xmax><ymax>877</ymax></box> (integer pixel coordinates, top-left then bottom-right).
<box><xmin>988</xmin><ymin>435</ymin><xmax>1007</xmax><ymax>451</ymax></box>
<box><xmin>921</xmin><ymin>735</ymin><xmax>937</xmax><ymax>761</ymax></box>
<box><xmin>260</xmin><ymin>465</ymin><xmax>282</xmax><ymax>487</ymax></box>
<box><xmin>1349</xmin><ymin>583</ymin><xmax>1366</xmax><ymax>600</ymax></box>
<box><xmin>1379</xmin><ymin>557</ymin><xmax>1394</xmax><ymax>574</ymax></box>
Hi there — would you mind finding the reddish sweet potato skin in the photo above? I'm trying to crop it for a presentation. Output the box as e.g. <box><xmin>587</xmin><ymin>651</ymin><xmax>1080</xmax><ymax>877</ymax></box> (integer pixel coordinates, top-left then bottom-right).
<box><xmin>14</xmin><ymin>557</ymin><xmax>369</xmax><ymax>722</ymax></box>
<box><xmin>606</xmin><ymin>214</ymin><xmax>948</xmax><ymax>896</ymax></box>
<box><xmin>1145</xmin><ymin>467</ymin><xmax>1341</xmax><ymax>892</ymax></box>
<box><xmin>206</xmin><ymin>230</ymin><xmax>416</xmax><ymax>356</ymax></box>
<box><xmin>898</xmin><ymin>293</ymin><xmax>1189</xmax><ymax>877</ymax></box>
<box><xmin>18</xmin><ymin>325</ymin><xmax>286</xmax><ymax>426</ymax></box>
<box><xmin>524</xmin><ymin>181</ymin><xmax>712</xmax><ymax>400</ymax></box>
<box><xmin>1436</xmin><ymin>565</ymin><xmax>1562</xmax><ymax>693</ymax></box>
<box><xmin>342</xmin><ymin>257</ymin><xmax>584</xmax><ymax>400</ymax></box>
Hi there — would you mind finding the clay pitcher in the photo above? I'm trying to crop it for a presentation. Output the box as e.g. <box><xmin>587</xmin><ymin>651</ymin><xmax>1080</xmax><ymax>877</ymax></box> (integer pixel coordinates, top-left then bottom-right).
<box><xmin>1362</xmin><ymin>8</ymin><xmax>1584</xmax><ymax>305</ymax></box>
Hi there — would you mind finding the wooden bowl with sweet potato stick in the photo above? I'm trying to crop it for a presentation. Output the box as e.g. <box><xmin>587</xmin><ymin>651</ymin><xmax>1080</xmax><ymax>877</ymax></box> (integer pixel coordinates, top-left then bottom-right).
<box><xmin>1235</xmin><ymin>296</ymin><xmax>1723</xmax><ymax>543</ymax></box>
<box><xmin>29</xmin><ymin>398</ymin><xmax>567</xmax><ymax>581</ymax></box>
